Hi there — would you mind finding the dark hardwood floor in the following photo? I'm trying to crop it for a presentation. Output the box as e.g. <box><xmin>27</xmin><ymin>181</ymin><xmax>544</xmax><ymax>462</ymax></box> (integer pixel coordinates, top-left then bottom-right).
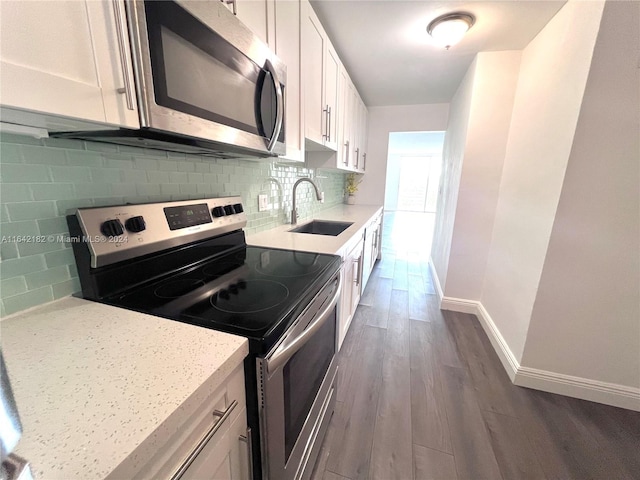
<box><xmin>311</xmin><ymin>212</ymin><xmax>640</xmax><ymax>480</ymax></box>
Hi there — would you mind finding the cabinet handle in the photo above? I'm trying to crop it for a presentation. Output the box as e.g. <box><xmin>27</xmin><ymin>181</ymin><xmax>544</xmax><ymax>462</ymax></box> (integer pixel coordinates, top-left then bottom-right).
<box><xmin>224</xmin><ymin>0</ymin><xmax>237</xmax><ymax>15</ymax></box>
<box><xmin>112</xmin><ymin>0</ymin><xmax>135</xmax><ymax>111</ymax></box>
<box><xmin>239</xmin><ymin>427</ymin><xmax>254</xmax><ymax>480</ymax></box>
<box><xmin>328</xmin><ymin>106</ymin><xmax>332</xmax><ymax>142</ymax></box>
<box><xmin>170</xmin><ymin>400</ymin><xmax>238</xmax><ymax>480</ymax></box>
<box><xmin>355</xmin><ymin>255</ymin><xmax>362</xmax><ymax>286</ymax></box>
<box><xmin>363</xmin><ymin>153</ymin><xmax>367</xmax><ymax>171</ymax></box>
<box><xmin>343</xmin><ymin>140</ymin><xmax>349</xmax><ymax>166</ymax></box>
<box><xmin>355</xmin><ymin>148</ymin><xmax>360</xmax><ymax>169</ymax></box>
<box><xmin>322</xmin><ymin>105</ymin><xmax>329</xmax><ymax>141</ymax></box>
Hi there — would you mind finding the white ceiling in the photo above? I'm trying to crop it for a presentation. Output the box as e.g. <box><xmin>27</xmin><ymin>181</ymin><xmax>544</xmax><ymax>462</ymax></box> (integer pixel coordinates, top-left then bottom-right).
<box><xmin>309</xmin><ymin>0</ymin><xmax>566</xmax><ymax>106</ymax></box>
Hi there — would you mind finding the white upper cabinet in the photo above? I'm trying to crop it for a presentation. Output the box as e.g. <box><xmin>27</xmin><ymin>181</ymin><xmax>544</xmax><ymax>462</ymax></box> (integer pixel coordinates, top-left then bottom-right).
<box><xmin>301</xmin><ymin>0</ymin><xmax>338</xmax><ymax>152</ymax></box>
<box><xmin>0</xmin><ymin>0</ymin><xmax>139</xmax><ymax>131</ymax></box>
<box><xmin>355</xmin><ymin>96</ymin><xmax>368</xmax><ymax>173</ymax></box>
<box><xmin>224</xmin><ymin>0</ymin><xmax>275</xmax><ymax>47</ymax></box>
<box><xmin>273</xmin><ymin>0</ymin><xmax>304</xmax><ymax>162</ymax></box>
<box><xmin>336</xmin><ymin>66</ymin><xmax>352</xmax><ymax>170</ymax></box>
<box><xmin>323</xmin><ymin>43</ymin><xmax>340</xmax><ymax>151</ymax></box>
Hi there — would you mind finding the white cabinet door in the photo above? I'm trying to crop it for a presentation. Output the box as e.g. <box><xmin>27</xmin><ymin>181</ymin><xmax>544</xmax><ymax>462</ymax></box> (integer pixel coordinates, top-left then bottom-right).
<box><xmin>336</xmin><ymin>66</ymin><xmax>352</xmax><ymax>170</ymax></box>
<box><xmin>357</xmin><ymin>99</ymin><xmax>369</xmax><ymax>172</ymax></box>
<box><xmin>181</xmin><ymin>409</ymin><xmax>249</xmax><ymax>480</ymax></box>
<box><xmin>338</xmin><ymin>261</ymin><xmax>353</xmax><ymax>350</ymax></box>
<box><xmin>338</xmin><ymin>236</ymin><xmax>363</xmax><ymax>349</ymax></box>
<box><xmin>232</xmin><ymin>0</ymin><xmax>271</xmax><ymax>46</ymax></box>
<box><xmin>274</xmin><ymin>0</ymin><xmax>304</xmax><ymax>162</ymax></box>
<box><xmin>324</xmin><ymin>43</ymin><xmax>340</xmax><ymax>151</ymax></box>
<box><xmin>351</xmin><ymin>88</ymin><xmax>361</xmax><ymax>170</ymax></box>
<box><xmin>0</xmin><ymin>0</ymin><xmax>139</xmax><ymax>129</ymax></box>
<box><xmin>302</xmin><ymin>0</ymin><xmax>325</xmax><ymax>145</ymax></box>
<box><xmin>301</xmin><ymin>0</ymin><xmax>338</xmax><ymax>152</ymax></box>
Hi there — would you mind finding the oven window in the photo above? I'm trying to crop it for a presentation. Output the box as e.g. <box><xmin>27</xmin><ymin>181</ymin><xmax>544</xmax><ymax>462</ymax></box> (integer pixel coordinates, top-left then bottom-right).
<box><xmin>283</xmin><ymin>307</ymin><xmax>336</xmax><ymax>462</ymax></box>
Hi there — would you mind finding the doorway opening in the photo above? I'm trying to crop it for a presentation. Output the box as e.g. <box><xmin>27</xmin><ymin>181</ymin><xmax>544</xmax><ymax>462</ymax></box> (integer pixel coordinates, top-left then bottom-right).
<box><xmin>382</xmin><ymin>131</ymin><xmax>445</xmax><ymax>260</ymax></box>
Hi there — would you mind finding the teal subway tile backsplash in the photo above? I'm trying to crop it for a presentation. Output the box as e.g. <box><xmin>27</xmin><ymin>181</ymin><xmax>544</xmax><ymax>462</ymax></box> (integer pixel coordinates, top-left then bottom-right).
<box><xmin>0</xmin><ymin>133</ymin><xmax>346</xmax><ymax>316</ymax></box>
<box><xmin>0</xmin><ymin>277</ymin><xmax>27</xmax><ymax>298</ymax></box>
<box><xmin>3</xmin><ymin>286</ymin><xmax>54</xmax><ymax>313</ymax></box>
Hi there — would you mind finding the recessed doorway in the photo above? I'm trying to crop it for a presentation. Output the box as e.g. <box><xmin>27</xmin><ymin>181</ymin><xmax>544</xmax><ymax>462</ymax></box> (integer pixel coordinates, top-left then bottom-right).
<box><xmin>382</xmin><ymin>131</ymin><xmax>445</xmax><ymax>259</ymax></box>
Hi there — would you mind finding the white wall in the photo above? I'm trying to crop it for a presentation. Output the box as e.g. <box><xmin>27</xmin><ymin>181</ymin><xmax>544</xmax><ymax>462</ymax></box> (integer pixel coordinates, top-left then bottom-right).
<box><xmin>480</xmin><ymin>0</ymin><xmax>605</xmax><ymax>362</ymax></box>
<box><xmin>521</xmin><ymin>0</ymin><xmax>640</xmax><ymax>388</ymax></box>
<box><xmin>357</xmin><ymin>103</ymin><xmax>449</xmax><ymax>205</ymax></box>
<box><xmin>430</xmin><ymin>62</ymin><xmax>476</xmax><ymax>290</ymax></box>
<box><xmin>443</xmin><ymin>51</ymin><xmax>521</xmax><ymax>300</ymax></box>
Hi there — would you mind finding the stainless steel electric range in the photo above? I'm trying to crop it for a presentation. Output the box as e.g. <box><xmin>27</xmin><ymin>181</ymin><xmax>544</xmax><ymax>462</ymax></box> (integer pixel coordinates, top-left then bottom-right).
<box><xmin>67</xmin><ymin>196</ymin><xmax>341</xmax><ymax>480</ymax></box>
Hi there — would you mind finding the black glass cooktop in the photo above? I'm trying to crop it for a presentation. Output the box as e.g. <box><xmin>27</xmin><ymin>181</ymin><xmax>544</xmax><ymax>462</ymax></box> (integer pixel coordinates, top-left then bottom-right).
<box><xmin>108</xmin><ymin>246</ymin><xmax>341</xmax><ymax>349</ymax></box>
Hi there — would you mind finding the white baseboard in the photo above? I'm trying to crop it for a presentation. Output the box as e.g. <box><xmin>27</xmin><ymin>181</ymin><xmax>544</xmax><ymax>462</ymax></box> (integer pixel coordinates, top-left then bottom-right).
<box><xmin>515</xmin><ymin>367</ymin><xmax>640</xmax><ymax>411</ymax></box>
<box><xmin>440</xmin><ymin>297</ymin><xmax>477</xmax><ymax>315</ymax></box>
<box><xmin>427</xmin><ymin>257</ymin><xmax>444</xmax><ymax>302</ymax></box>
<box><xmin>438</xmin><ymin>297</ymin><xmax>640</xmax><ymax>411</ymax></box>
<box><xmin>476</xmin><ymin>302</ymin><xmax>520</xmax><ymax>382</ymax></box>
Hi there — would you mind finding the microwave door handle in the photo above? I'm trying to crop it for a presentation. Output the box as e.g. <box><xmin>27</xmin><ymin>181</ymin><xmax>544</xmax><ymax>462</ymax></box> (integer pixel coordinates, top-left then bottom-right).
<box><xmin>263</xmin><ymin>59</ymin><xmax>284</xmax><ymax>152</ymax></box>
<box><xmin>266</xmin><ymin>275</ymin><xmax>341</xmax><ymax>374</ymax></box>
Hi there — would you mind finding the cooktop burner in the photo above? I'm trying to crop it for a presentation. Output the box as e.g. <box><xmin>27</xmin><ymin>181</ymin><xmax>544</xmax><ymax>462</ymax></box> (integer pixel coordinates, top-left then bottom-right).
<box><xmin>211</xmin><ymin>279</ymin><xmax>289</xmax><ymax>314</ymax></box>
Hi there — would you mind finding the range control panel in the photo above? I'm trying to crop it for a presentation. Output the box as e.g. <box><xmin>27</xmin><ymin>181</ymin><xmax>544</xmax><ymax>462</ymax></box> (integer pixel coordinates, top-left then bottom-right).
<box><xmin>73</xmin><ymin>196</ymin><xmax>247</xmax><ymax>268</ymax></box>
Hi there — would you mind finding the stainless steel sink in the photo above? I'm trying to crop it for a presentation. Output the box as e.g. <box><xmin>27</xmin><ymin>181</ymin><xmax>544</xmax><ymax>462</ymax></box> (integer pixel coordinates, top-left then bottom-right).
<box><xmin>289</xmin><ymin>220</ymin><xmax>354</xmax><ymax>236</ymax></box>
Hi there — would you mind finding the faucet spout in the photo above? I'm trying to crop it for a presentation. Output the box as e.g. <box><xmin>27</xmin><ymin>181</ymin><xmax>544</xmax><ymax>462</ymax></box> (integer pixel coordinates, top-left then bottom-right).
<box><xmin>291</xmin><ymin>178</ymin><xmax>323</xmax><ymax>224</ymax></box>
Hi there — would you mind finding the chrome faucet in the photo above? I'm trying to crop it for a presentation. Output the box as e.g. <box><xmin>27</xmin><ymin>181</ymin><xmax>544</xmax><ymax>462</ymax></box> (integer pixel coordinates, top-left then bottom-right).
<box><xmin>291</xmin><ymin>178</ymin><xmax>323</xmax><ymax>224</ymax></box>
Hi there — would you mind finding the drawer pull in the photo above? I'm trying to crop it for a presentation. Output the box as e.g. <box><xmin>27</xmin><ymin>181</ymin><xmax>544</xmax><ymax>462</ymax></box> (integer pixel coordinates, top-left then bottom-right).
<box><xmin>170</xmin><ymin>399</ymin><xmax>238</xmax><ymax>480</ymax></box>
<box><xmin>239</xmin><ymin>427</ymin><xmax>254</xmax><ymax>480</ymax></box>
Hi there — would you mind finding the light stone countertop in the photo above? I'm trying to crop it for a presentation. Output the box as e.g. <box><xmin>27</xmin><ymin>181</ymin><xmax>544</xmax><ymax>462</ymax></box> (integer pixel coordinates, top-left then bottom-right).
<box><xmin>247</xmin><ymin>204</ymin><xmax>383</xmax><ymax>256</ymax></box>
<box><xmin>0</xmin><ymin>297</ymin><xmax>248</xmax><ymax>480</ymax></box>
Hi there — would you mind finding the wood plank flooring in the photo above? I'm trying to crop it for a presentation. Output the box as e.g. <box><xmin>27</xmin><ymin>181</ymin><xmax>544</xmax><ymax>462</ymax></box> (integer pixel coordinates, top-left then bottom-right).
<box><xmin>311</xmin><ymin>212</ymin><xmax>640</xmax><ymax>480</ymax></box>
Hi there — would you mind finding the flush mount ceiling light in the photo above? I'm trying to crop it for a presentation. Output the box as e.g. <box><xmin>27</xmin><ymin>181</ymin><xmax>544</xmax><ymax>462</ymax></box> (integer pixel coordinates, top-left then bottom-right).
<box><xmin>427</xmin><ymin>13</ymin><xmax>475</xmax><ymax>50</ymax></box>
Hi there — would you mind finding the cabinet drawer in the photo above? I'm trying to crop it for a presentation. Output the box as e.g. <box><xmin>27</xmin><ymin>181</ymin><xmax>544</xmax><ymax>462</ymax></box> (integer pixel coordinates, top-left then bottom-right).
<box><xmin>181</xmin><ymin>407</ymin><xmax>249</xmax><ymax>480</ymax></box>
<box><xmin>129</xmin><ymin>364</ymin><xmax>246</xmax><ymax>479</ymax></box>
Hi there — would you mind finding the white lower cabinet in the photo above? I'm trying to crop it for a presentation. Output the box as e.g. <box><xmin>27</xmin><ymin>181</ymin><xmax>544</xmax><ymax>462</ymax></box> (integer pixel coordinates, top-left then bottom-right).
<box><xmin>338</xmin><ymin>235</ymin><xmax>364</xmax><ymax>350</ymax></box>
<box><xmin>130</xmin><ymin>364</ymin><xmax>250</xmax><ymax>480</ymax></box>
<box><xmin>181</xmin><ymin>407</ymin><xmax>249</xmax><ymax>480</ymax></box>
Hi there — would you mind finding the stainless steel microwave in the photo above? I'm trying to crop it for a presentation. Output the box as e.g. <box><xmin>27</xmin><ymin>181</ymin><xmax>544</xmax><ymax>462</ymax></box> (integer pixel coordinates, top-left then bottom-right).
<box><xmin>55</xmin><ymin>0</ymin><xmax>286</xmax><ymax>159</ymax></box>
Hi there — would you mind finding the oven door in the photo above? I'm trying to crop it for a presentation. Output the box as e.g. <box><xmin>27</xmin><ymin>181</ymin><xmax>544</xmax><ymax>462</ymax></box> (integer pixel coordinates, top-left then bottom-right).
<box><xmin>258</xmin><ymin>274</ymin><xmax>341</xmax><ymax>480</ymax></box>
<box><xmin>126</xmin><ymin>0</ymin><xmax>285</xmax><ymax>155</ymax></box>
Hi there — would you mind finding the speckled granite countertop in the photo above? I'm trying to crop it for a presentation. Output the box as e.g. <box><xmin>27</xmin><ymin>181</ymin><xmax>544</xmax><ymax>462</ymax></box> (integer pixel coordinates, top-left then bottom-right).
<box><xmin>0</xmin><ymin>297</ymin><xmax>248</xmax><ymax>480</ymax></box>
<box><xmin>247</xmin><ymin>204</ymin><xmax>383</xmax><ymax>255</ymax></box>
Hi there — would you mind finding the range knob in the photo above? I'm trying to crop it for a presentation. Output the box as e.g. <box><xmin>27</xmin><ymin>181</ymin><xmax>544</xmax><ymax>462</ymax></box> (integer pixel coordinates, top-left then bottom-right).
<box><xmin>223</xmin><ymin>205</ymin><xmax>235</xmax><ymax>215</ymax></box>
<box><xmin>125</xmin><ymin>216</ymin><xmax>146</xmax><ymax>233</ymax></box>
<box><xmin>100</xmin><ymin>219</ymin><xmax>124</xmax><ymax>237</ymax></box>
<box><xmin>233</xmin><ymin>203</ymin><xmax>244</xmax><ymax>213</ymax></box>
<box><xmin>212</xmin><ymin>206</ymin><xmax>225</xmax><ymax>218</ymax></box>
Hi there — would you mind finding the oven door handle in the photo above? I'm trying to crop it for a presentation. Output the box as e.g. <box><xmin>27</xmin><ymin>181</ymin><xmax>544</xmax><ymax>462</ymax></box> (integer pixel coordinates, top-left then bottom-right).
<box><xmin>266</xmin><ymin>275</ymin><xmax>341</xmax><ymax>374</ymax></box>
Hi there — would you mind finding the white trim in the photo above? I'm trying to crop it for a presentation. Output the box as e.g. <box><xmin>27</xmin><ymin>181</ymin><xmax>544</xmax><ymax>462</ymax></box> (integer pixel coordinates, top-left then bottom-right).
<box><xmin>428</xmin><ymin>256</ymin><xmax>444</xmax><ymax>302</ymax></box>
<box><xmin>515</xmin><ymin>367</ymin><xmax>640</xmax><ymax>411</ymax></box>
<box><xmin>435</xmin><ymin>296</ymin><xmax>640</xmax><ymax>411</ymax></box>
<box><xmin>440</xmin><ymin>296</ymin><xmax>477</xmax><ymax>314</ymax></box>
<box><xmin>476</xmin><ymin>302</ymin><xmax>520</xmax><ymax>382</ymax></box>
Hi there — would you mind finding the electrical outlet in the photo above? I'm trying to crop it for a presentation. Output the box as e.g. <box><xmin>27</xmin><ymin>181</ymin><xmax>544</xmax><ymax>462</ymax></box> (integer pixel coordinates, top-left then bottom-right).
<box><xmin>258</xmin><ymin>194</ymin><xmax>269</xmax><ymax>212</ymax></box>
